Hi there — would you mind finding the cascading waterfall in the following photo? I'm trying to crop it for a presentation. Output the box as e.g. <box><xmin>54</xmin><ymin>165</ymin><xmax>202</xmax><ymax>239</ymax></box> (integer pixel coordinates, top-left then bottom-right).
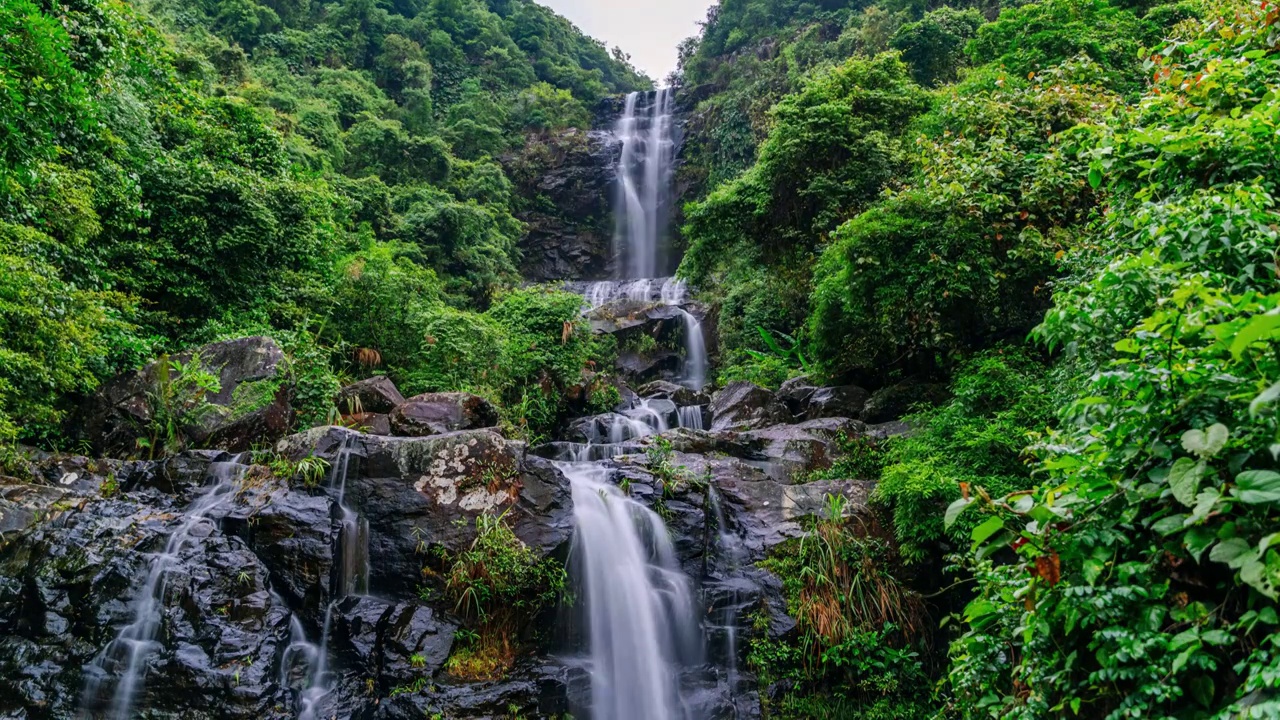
<box><xmin>706</xmin><ymin>487</ymin><xmax>748</xmax><ymax>689</ymax></box>
<box><xmin>293</xmin><ymin>435</ymin><xmax>368</xmax><ymax>720</ymax></box>
<box><xmin>614</xmin><ymin>89</ymin><xmax>676</xmax><ymax>279</ymax></box>
<box><xmin>81</xmin><ymin>457</ymin><xmax>248</xmax><ymax>719</ymax></box>
<box><xmin>560</xmin><ymin>461</ymin><xmax>701</xmax><ymax>720</ymax></box>
<box><xmin>677</xmin><ymin>406</ymin><xmax>706</xmax><ymax>431</ymax></box>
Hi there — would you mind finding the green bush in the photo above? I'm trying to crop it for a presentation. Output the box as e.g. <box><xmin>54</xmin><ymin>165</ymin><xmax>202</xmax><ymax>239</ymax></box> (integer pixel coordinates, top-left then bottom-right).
<box><xmin>871</xmin><ymin>347</ymin><xmax>1052</xmax><ymax>563</ymax></box>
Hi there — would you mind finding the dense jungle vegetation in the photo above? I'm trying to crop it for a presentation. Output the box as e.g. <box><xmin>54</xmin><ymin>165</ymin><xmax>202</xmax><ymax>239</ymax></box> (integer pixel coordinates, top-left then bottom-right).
<box><xmin>6</xmin><ymin>0</ymin><xmax>1280</xmax><ymax>716</ymax></box>
<box><xmin>674</xmin><ymin>0</ymin><xmax>1280</xmax><ymax>716</ymax></box>
<box><xmin>0</xmin><ymin>0</ymin><xmax>647</xmax><ymax>445</ymax></box>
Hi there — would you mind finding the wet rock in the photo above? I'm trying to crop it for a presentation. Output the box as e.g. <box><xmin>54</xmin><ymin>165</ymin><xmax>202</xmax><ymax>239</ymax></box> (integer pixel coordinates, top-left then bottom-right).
<box><xmin>377</xmin><ymin>659</ymin><xmax>572</xmax><ymax>719</ymax></box>
<box><xmin>637</xmin><ymin>380</ymin><xmax>710</xmax><ymax>407</ymax></box>
<box><xmin>332</xmin><ymin>596</ymin><xmax>457</xmax><ymax>688</ymax></box>
<box><xmin>504</xmin><ymin>129</ymin><xmax>617</xmax><ymax>282</ymax></box>
<box><xmin>76</xmin><ymin>336</ymin><xmax>291</xmax><ymax>457</ymax></box>
<box><xmin>616</xmin><ymin>350</ymin><xmax>683</xmax><ymax>387</ymax></box>
<box><xmin>336</xmin><ymin>375</ymin><xmax>405</xmax><ymax>415</ymax></box>
<box><xmin>389</xmin><ymin>392</ymin><xmax>500</xmax><ymax>437</ymax></box>
<box><xmin>278</xmin><ymin>427</ymin><xmax>573</xmax><ymax>597</ymax></box>
<box><xmin>709</xmin><ymin>382</ymin><xmax>790</xmax><ymax>431</ymax></box>
<box><xmin>0</xmin><ymin>491</ymin><xmax>293</xmax><ymax>718</ymax></box>
<box><xmin>220</xmin><ymin>479</ymin><xmax>336</xmax><ymax>616</ymax></box>
<box><xmin>776</xmin><ymin>375</ymin><xmax>818</xmax><ymax>417</ymax></box>
<box><xmin>0</xmin><ymin>480</ymin><xmax>67</xmax><ymax>538</ymax></box>
<box><xmin>804</xmin><ymin>385</ymin><xmax>870</xmax><ymax>420</ymax></box>
<box><xmin>738</xmin><ymin>417</ymin><xmax>866</xmax><ymax>481</ymax></box>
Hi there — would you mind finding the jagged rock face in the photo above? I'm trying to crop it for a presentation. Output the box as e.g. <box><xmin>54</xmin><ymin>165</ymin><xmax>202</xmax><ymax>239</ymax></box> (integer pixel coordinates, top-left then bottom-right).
<box><xmin>636</xmin><ymin>380</ymin><xmax>710</xmax><ymax>407</ymax></box>
<box><xmin>709</xmin><ymin>382</ymin><xmax>792</xmax><ymax>431</ymax></box>
<box><xmin>277</xmin><ymin>427</ymin><xmax>573</xmax><ymax>598</ymax></box>
<box><xmin>74</xmin><ymin>336</ymin><xmax>292</xmax><ymax>458</ymax></box>
<box><xmin>504</xmin><ymin>129</ymin><xmax>618</xmax><ymax>282</ymax></box>
<box><xmin>389</xmin><ymin>392</ymin><xmax>501</xmax><ymax>437</ymax></box>
<box><xmin>0</xmin><ymin>466</ymin><xmax>294</xmax><ymax>719</ymax></box>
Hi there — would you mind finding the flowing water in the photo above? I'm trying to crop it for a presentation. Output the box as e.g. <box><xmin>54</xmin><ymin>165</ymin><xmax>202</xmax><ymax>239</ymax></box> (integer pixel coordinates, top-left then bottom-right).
<box><xmin>560</xmin><ymin>461</ymin><xmax>702</xmax><ymax>720</ymax></box>
<box><xmin>706</xmin><ymin>487</ymin><xmax>748</xmax><ymax>689</ymax></box>
<box><xmin>677</xmin><ymin>405</ymin><xmax>706</xmax><ymax>431</ymax></box>
<box><xmin>614</xmin><ymin>89</ymin><xmax>676</xmax><ymax>279</ymax></box>
<box><xmin>293</xmin><ymin>435</ymin><xmax>368</xmax><ymax>720</ymax></box>
<box><xmin>81</xmin><ymin>457</ymin><xmax>248</xmax><ymax>718</ymax></box>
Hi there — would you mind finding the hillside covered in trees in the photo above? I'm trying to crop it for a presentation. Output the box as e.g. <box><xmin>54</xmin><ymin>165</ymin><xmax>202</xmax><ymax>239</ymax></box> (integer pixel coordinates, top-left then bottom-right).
<box><xmin>4</xmin><ymin>0</ymin><xmax>1280</xmax><ymax>717</ymax></box>
<box><xmin>671</xmin><ymin>0</ymin><xmax>1280</xmax><ymax>716</ymax></box>
<box><xmin>1</xmin><ymin>0</ymin><xmax>648</xmax><ymax>446</ymax></box>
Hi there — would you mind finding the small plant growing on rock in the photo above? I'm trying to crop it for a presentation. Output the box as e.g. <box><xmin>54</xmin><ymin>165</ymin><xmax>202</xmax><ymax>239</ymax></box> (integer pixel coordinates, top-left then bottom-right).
<box><xmin>136</xmin><ymin>353</ymin><xmax>222</xmax><ymax>459</ymax></box>
<box><xmin>435</xmin><ymin>508</ymin><xmax>566</xmax><ymax>681</ymax></box>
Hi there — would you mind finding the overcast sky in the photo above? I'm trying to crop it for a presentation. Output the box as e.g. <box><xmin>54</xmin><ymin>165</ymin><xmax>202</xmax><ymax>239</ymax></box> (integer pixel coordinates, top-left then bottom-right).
<box><xmin>538</xmin><ymin>0</ymin><xmax>713</xmax><ymax>82</ymax></box>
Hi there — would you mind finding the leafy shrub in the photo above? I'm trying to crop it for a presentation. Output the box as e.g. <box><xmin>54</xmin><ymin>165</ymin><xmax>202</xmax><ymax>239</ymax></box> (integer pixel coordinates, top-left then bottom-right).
<box><xmin>753</xmin><ymin>500</ymin><xmax>933</xmax><ymax>717</ymax></box>
<box><xmin>946</xmin><ymin>6</ymin><xmax>1280</xmax><ymax>717</ymax></box>
<box><xmin>434</xmin><ymin>509</ymin><xmax>566</xmax><ymax>680</ymax></box>
<box><xmin>872</xmin><ymin>347</ymin><xmax>1051</xmax><ymax>564</ymax></box>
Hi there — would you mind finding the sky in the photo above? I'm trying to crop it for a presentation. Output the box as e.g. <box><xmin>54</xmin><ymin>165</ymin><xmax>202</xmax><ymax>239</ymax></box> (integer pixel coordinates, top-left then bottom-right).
<box><xmin>538</xmin><ymin>0</ymin><xmax>714</xmax><ymax>82</ymax></box>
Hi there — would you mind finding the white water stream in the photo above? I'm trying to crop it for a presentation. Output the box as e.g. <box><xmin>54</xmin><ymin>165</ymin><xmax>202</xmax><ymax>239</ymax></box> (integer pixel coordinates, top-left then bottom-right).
<box><xmin>81</xmin><ymin>457</ymin><xmax>248</xmax><ymax>718</ymax></box>
<box><xmin>559</xmin><ymin>461</ymin><xmax>701</xmax><ymax>720</ymax></box>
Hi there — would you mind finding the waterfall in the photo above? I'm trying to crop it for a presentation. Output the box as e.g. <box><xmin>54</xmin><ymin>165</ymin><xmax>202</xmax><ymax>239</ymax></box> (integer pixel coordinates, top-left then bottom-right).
<box><xmin>677</xmin><ymin>406</ymin><xmax>705</xmax><ymax>431</ymax></box>
<box><xmin>614</xmin><ymin>89</ymin><xmax>676</xmax><ymax>280</ymax></box>
<box><xmin>560</xmin><ymin>461</ymin><xmax>701</xmax><ymax>720</ymax></box>
<box><xmin>295</xmin><ymin>435</ymin><xmax>367</xmax><ymax>720</ymax></box>
<box><xmin>676</xmin><ymin>310</ymin><xmax>708</xmax><ymax>391</ymax></box>
<box><xmin>706</xmin><ymin>487</ymin><xmax>748</xmax><ymax>689</ymax></box>
<box><xmin>81</xmin><ymin>457</ymin><xmax>248</xmax><ymax>718</ymax></box>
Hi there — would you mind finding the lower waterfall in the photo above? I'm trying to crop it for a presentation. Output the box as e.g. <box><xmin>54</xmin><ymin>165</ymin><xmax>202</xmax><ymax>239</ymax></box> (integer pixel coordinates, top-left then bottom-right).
<box><xmin>560</xmin><ymin>461</ymin><xmax>702</xmax><ymax>720</ymax></box>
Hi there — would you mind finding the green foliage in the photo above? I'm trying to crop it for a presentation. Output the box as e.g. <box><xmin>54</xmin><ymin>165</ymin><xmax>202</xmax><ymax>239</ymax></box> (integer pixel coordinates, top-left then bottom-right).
<box><xmin>967</xmin><ymin>0</ymin><xmax>1151</xmax><ymax>94</ymax></box>
<box><xmin>753</xmin><ymin>505</ymin><xmax>934</xmax><ymax>717</ymax></box>
<box><xmin>808</xmin><ymin>55</ymin><xmax>1118</xmax><ymax>379</ymax></box>
<box><xmin>873</xmin><ymin>347</ymin><xmax>1052</xmax><ymax>564</ymax></box>
<box><xmin>890</xmin><ymin>7</ymin><xmax>984</xmax><ymax>87</ymax></box>
<box><xmin>0</xmin><ymin>225</ymin><xmax>130</xmax><ymax>442</ymax></box>
<box><xmin>436</xmin><ymin>508</ymin><xmax>566</xmax><ymax>680</ymax></box>
<box><xmin>682</xmin><ymin>53</ymin><xmax>929</xmax><ymax>366</ymax></box>
<box><xmin>946</xmin><ymin>4</ymin><xmax>1280</xmax><ymax>717</ymax></box>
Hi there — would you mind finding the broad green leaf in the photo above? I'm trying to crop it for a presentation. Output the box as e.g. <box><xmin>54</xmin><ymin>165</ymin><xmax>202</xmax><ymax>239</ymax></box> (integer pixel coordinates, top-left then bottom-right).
<box><xmin>1181</xmin><ymin>424</ymin><xmax>1229</xmax><ymax>459</ymax></box>
<box><xmin>945</xmin><ymin>497</ymin><xmax>973</xmax><ymax>529</ymax></box>
<box><xmin>1189</xmin><ymin>676</ymin><xmax>1215</xmax><ymax>709</ymax></box>
<box><xmin>971</xmin><ymin>516</ymin><xmax>1005</xmax><ymax>549</ymax></box>
<box><xmin>1236</xmin><ymin>470</ymin><xmax>1280</xmax><ymax>504</ymax></box>
<box><xmin>1087</xmin><ymin>166</ymin><xmax>1103</xmax><ymax>189</ymax></box>
<box><xmin>1230</xmin><ymin>312</ymin><xmax>1280</xmax><ymax>360</ymax></box>
<box><xmin>1185</xmin><ymin>527</ymin><xmax>1216</xmax><ymax>562</ymax></box>
<box><xmin>1168</xmin><ymin>458</ymin><xmax>1206</xmax><ymax>506</ymax></box>
<box><xmin>1188</xmin><ymin>487</ymin><xmax>1221</xmax><ymax>525</ymax></box>
<box><xmin>1152</xmin><ymin>514</ymin><xmax>1187</xmax><ymax>536</ymax></box>
<box><xmin>1209</xmin><ymin>537</ymin><xmax>1253</xmax><ymax>568</ymax></box>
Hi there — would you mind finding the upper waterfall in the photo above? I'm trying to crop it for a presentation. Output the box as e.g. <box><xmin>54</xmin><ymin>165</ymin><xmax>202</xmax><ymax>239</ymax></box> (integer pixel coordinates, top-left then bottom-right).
<box><xmin>613</xmin><ymin>89</ymin><xmax>677</xmax><ymax>279</ymax></box>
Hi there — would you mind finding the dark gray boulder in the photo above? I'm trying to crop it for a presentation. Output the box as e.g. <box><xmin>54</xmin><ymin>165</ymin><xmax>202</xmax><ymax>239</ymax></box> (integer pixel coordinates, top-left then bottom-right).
<box><xmin>776</xmin><ymin>375</ymin><xmax>818</xmax><ymax>417</ymax></box>
<box><xmin>277</xmin><ymin>427</ymin><xmax>573</xmax><ymax>597</ymax></box>
<box><xmin>709</xmin><ymin>382</ymin><xmax>790</xmax><ymax>431</ymax></box>
<box><xmin>637</xmin><ymin>380</ymin><xmax>710</xmax><ymax>407</ymax></box>
<box><xmin>76</xmin><ymin>336</ymin><xmax>292</xmax><ymax>457</ymax></box>
<box><xmin>389</xmin><ymin>392</ymin><xmax>500</xmax><ymax>437</ymax></box>
<box><xmin>336</xmin><ymin>376</ymin><xmax>405</xmax><ymax>415</ymax></box>
<box><xmin>804</xmin><ymin>385</ymin><xmax>870</xmax><ymax>420</ymax></box>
